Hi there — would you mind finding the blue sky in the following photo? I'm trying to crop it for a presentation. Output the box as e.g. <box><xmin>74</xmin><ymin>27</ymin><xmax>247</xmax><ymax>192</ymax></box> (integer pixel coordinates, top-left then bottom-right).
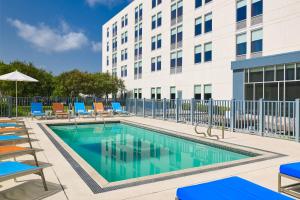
<box><xmin>0</xmin><ymin>0</ymin><xmax>131</xmax><ymax>74</ymax></box>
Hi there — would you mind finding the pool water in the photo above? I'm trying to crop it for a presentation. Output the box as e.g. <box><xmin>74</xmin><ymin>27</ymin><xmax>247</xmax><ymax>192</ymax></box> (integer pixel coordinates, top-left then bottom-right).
<box><xmin>49</xmin><ymin>123</ymin><xmax>251</xmax><ymax>182</ymax></box>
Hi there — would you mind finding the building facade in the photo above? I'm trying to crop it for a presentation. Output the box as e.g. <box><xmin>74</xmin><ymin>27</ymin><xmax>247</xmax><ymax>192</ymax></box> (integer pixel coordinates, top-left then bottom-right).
<box><xmin>102</xmin><ymin>0</ymin><xmax>300</xmax><ymax>101</ymax></box>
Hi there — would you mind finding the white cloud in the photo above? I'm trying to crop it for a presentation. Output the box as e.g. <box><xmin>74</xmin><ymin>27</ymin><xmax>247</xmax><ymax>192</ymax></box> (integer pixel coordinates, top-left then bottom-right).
<box><xmin>91</xmin><ymin>41</ymin><xmax>102</xmax><ymax>52</ymax></box>
<box><xmin>7</xmin><ymin>18</ymin><xmax>88</xmax><ymax>53</ymax></box>
<box><xmin>86</xmin><ymin>0</ymin><xmax>131</xmax><ymax>8</ymax></box>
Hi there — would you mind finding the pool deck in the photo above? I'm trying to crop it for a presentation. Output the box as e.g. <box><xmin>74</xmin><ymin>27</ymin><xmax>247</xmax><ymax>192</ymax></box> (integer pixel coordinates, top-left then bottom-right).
<box><xmin>1</xmin><ymin>116</ymin><xmax>300</xmax><ymax>200</ymax></box>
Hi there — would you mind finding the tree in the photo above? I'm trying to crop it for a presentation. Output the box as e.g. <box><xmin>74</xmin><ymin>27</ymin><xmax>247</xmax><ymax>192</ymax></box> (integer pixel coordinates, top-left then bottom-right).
<box><xmin>0</xmin><ymin>61</ymin><xmax>54</xmax><ymax>97</ymax></box>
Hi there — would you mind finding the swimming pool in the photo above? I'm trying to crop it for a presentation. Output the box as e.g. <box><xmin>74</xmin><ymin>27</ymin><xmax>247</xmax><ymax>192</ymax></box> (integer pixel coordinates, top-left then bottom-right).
<box><xmin>49</xmin><ymin>122</ymin><xmax>253</xmax><ymax>182</ymax></box>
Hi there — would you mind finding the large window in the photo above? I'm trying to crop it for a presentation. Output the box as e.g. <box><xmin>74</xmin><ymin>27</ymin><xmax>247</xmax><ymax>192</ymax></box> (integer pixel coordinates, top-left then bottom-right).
<box><xmin>170</xmin><ymin>50</ymin><xmax>182</xmax><ymax>74</ymax></box>
<box><xmin>204</xmin><ymin>85</ymin><xmax>212</xmax><ymax>100</ymax></box>
<box><xmin>204</xmin><ymin>13</ymin><xmax>212</xmax><ymax>33</ymax></box>
<box><xmin>236</xmin><ymin>0</ymin><xmax>246</xmax><ymax>22</ymax></box>
<box><xmin>195</xmin><ymin>17</ymin><xmax>202</xmax><ymax>36</ymax></box>
<box><xmin>251</xmin><ymin>0</ymin><xmax>263</xmax><ymax>17</ymax></box>
<box><xmin>204</xmin><ymin>42</ymin><xmax>212</xmax><ymax>62</ymax></box>
<box><xmin>251</xmin><ymin>29</ymin><xmax>263</xmax><ymax>53</ymax></box>
<box><xmin>244</xmin><ymin>63</ymin><xmax>300</xmax><ymax>100</ymax></box>
<box><xmin>194</xmin><ymin>85</ymin><xmax>201</xmax><ymax>100</ymax></box>
<box><xmin>236</xmin><ymin>33</ymin><xmax>247</xmax><ymax>56</ymax></box>
<box><xmin>194</xmin><ymin>45</ymin><xmax>202</xmax><ymax>64</ymax></box>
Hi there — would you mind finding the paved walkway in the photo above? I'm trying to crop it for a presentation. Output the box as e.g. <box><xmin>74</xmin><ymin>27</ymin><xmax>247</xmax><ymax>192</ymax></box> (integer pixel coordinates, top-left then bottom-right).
<box><xmin>1</xmin><ymin>117</ymin><xmax>299</xmax><ymax>200</ymax></box>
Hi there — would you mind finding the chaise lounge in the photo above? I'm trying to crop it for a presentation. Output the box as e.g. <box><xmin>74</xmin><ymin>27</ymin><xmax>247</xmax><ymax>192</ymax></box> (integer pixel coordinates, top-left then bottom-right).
<box><xmin>31</xmin><ymin>102</ymin><xmax>46</xmax><ymax>119</ymax></box>
<box><xmin>176</xmin><ymin>176</ymin><xmax>293</xmax><ymax>200</ymax></box>
<box><xmin>111</xmin><ymin>102</ymin><xmax>129</xmax><ymax>115</ymax></box>
<box><xmin>279</xmin><ymin>162</ymin><xmax>300</xmax><ymax>198</ymax></box>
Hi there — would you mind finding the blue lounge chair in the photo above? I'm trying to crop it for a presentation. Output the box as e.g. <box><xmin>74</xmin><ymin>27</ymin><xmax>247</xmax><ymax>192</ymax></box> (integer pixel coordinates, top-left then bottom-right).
<box><xmin>31</xmin><ymin>102</ymin><xmax>45</xmax><ymax>118</ymax></box>
<box><xmin>176</xmin><ymin>176</ymin><xmax>293</xmax><ymax>200</ymax></box>
<box><xmin>0</xmin><ymin>123</ymin><xmax>17</xmax><ymax>127</ymax></box>
<box><xmin>74</xmin><ymin>102</ymin><xmax>93</xmax><ymax>118</ymax></box>
<box><xmin>111</xmin><ymin>102</ymin><xmax>129</xmax><ymax>115</ymax></box>
<box><xmin>0</xmin><ymin>161</ymin><xmax>48</xmax><ymax>191</ymax></box>
<box><xmin>279</xmin><ymin>162</ymin><xmax>300</xmax><ymax>198</ymax></box>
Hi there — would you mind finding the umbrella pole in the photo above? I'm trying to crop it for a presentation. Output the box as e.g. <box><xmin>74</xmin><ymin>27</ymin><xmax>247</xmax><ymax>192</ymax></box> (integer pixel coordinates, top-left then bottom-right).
<box><xmin>16</xmin><ymin>81</ymin><xmax>18</xmax><ymax>119</ymax></box>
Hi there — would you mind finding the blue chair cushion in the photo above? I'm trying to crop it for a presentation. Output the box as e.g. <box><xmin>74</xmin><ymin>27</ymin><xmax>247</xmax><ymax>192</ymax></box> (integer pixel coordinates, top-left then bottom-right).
<box><xmin>280</xmin><ymin>162</ymin><xmax>300</xmax><ymax>179</ymax></box>
<box><xmin>0</xmin><ymin>161</ymin><xmax>38</xmax><ymax>176</ymax></box>
<box><xmin>0</xmin><ymin>123</ymin><xmax>17</xmax><ymax>127</ymax></box>
<box><xmin>0</xmin><ymin>135</ymin><xmax>22</xmax><ymax>141</ymax></box>
<box><xmin>176</xmin><ymin>176</ymin><xmax>293</xmax><ymax>200</ymax></box>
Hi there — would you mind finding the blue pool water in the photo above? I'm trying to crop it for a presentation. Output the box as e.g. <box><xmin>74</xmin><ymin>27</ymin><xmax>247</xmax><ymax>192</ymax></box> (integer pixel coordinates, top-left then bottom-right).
<box><xmin>49</xmin><ymin>123</ymin><xmax>251</xmax><ymax>182</ymax></box>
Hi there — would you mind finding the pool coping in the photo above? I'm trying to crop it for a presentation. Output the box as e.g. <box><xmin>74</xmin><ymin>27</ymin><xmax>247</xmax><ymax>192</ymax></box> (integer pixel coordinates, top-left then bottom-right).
<box><xmin>38</xmin><ymin>120</ymin><xmax>285</xmax><ymax>194</ymax></box>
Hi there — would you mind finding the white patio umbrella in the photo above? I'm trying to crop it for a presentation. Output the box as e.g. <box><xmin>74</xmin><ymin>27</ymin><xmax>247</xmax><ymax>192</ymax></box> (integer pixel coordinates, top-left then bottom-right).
<box><xmin>0</xmin><ymin>70</ymin><xmax>38</xmax><ymax>118</ymax></box>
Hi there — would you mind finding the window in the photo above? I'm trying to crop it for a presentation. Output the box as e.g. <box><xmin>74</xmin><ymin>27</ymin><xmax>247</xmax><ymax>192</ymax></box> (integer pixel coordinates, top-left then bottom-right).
<box><xmin>194</xmin><ymin>85</ymin><xmax>201</xmax><ymax>100</ymax></box>
<box><xmin>151</xmin><ymin>58</ymin><xmax>156</xmax><ymax>72</ymax></box>
<box><xmin>106</xmin><ymin>28</ymin><xmax>109</xmax><ymax>37</ymax></box>
<box><xmin>152</xmin><ymin>15</ymin><xmax>156</xmax><ymax>29</ymax></box>
<box><xmin>125</xmin><ymin>15</ymin><xmax>128</xmax><ymax>26</ymax></box>
<box><xmin>194</xmin><ymin>45</ymin><xmax>202</xmax><ymax>64</ymax></box>
<box><xmin>112</xmin><ymin>68</ymin><xmax>117</xmax><ymax>77</ymax></box>
<box><xmin>171</xmin><ymin>4</ymin><xmax>177</xmax><ymax>21</ymax></box>
<box><xmin>138</xmin><ymin>89</ymin><xmax>142</xmax><ymax>99</ymax></box>
<box><xmin>297</xmin><ymin>63</ymin><xmax>300</xmax><ymax>80</ymax></box>
<box><xmin>170</xmin><ymin>87</ymin><xmax>176</xmax><ymax>99</ymax></box>
<box><xmin>134</xmin><ymin>44</ymin><xmax>138</xmax><ymax>59</ymax></box>
<box><xmin>237</xmin><ymin>0</ymin><xmax>247</xmax><ymax>22</ymax></box>
<box><xmin>204</xmin><ymin>13</ymin><xmax>212</xmax><ymax>33</ymax></box>
<box><xmin>171</xmin><ymin>28</ymin><xmax>176</xmax><ymax>46</ymax></box>
<box><xmin>156</xmin><ymin>87</ymin><xmax>161</xmax><ymax>100</ymax></box>
<box><xmin>121</xmin><ymin>16</ymin><xmax>125</xmax><ymax>28</ymax></box>
<box><xmin>286</xmin><ymin>64</ymin><xmax>295</xmax><ymax>81</ymax></box>
<box><xmin>195</xmin><ymin>17</ymin><xmax>202</xmax><ymax>36</ymax></box>
<box><xmin>204</xmin><ymin>42</ymin><xmax>212</xmax><ymax>62</ymax></box>
<box><xmin>249</xmin><ymin>68</ymin><xmax>263</xmax><ymax>82</ymax></box>
<box><xmin>157</xmin><ymin>12</ymin><xmax>162</xmax><ymax>27</ymax></box>
<box><xmin>152</xmin><ymin>0</ymin><xmax>156</xmax><ymax>8</ymax></box>
<box><xmin>157</xmin><ymin>56</ymin><xmax>161</xmax><ymax>71</ymax></box>
<box><xmin>157</xmin><ymin>34</ymin><xmax>162</xmax><ymax>49</ymax></box>
<box><xmin>106</xmin><ymin>56</ymin><xmax>109</xmax><ymax>66</ymax></box>
<box><xmin>151</xmin><ymin>36</ymin><xmax>156</xmax><ymax>50</ymax></box>
<box><xmin>138</xmin><ymin>42</ymin><xmax>142</xmax><ymax>56</ymax></box>
<box><xmin>195</xmin><ymin>0</ymin><xmax>202</xmax><ymax>8</ymax></box>
<box><xmin>236</xmin><ymin>33</ymin><xmax>247</xmax><ymax>55</ymax></box>
<box><xmin>121</xmin><ymin>66</ymin><xmax>127</xmax><ymax>77</ymax></box>
<box><xmin>251</xmin><ymin>29</ymin><xmax>263</xmax><ymax>53</ymax></box>
<box><xmin>177</xmin><ymin>26</ymin><xmax>182</xmax><ymax>46</ymax></box>
<box><xmin>135</xmin><ymin>25</ymin><xmax>138</xmax><ymax>40</ymax></box>
<box><xmin>204</xmin><ymin>85</ymin><xmax>212</xmax><ymax>100</ymax></box>
<box><xmin>134</xmin><ymin>89</ymin><xmax>138</xmax><ymax>99</ymax></box>
<box><xmin>177</xmin><ymin>1</ymin><xmax>183</xmax><ymax>20</ymax></box>
<box><xmin>135</xmin><ymin>7</ymin><xmax>139</xmax><ymax>23</ymax></box>
<box><xmin>106</xmin><ymin>42</ymin><xmax>109</xmax><ymax>52</ymax></box>
<box><xmin>205</xmin><ymin>0</ymin><xmax>212</xmax><ymax>3</ymax></box>
<box><xmin>139</xmin><ymin>4</ymin><xmax>143</xmax><ymax>20</ymax></box>
<box><xmin>264</xmin><ymin>66</ymin><xmax>274</xmax><ymax>82</ymax></box>
<box><xmin>276</xmin><ymin>65</ymin><xmax>284</xmax><ymax>81</ymax></box>
<box><xmin>251</xmin><ymin>0</ymin><xmax>263</xmax><ymax>17</ymax></box>
<box><xmin>170</xmin><ymin>51</ymin><xmax>182</xmax><ymax>73</ymax></box>
<box><xmin>139</xmin><ymin>23</ymin><xmax>143</xmax><ymax>39</ymax></box>
<box><xmin>151</xmin><ymin>88</ymin><xmax>156</xmax><ymax>99</ymax></box>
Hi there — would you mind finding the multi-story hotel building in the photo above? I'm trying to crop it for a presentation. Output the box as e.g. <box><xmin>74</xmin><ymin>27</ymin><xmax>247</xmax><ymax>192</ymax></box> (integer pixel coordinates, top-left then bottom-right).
<box><xmin>102</xmin><ymin>0</ymin><xmax>300</xmax><ymax>101</ymax></box>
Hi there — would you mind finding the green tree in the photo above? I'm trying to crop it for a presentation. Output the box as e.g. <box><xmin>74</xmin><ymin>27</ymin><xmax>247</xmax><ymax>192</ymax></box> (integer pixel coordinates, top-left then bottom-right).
<box><xmin>0</xmin><ymin>61</ymin><xmax>54</xmax><ymax>97</ymax></box>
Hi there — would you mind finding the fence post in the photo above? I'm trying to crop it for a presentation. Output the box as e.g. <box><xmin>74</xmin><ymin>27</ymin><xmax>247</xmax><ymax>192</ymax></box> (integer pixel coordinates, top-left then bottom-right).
<box><xmin>134</xmin><ymin>98</ymin><xmax>137</xmax><ymax>115</ymax></box>
<box><xmin>230</xmin><ymin>99</ymin><xmax>236</xmax><ymax>132</ymax></box>
<box><xmin>259</xmin><ymin>99</ymin><xmax>264</xmax><ymax>136</ymax></box>
<box><xmin>143</xmin><ymin>98</ymin><xmax>145</xmax><ymax>117</ymax></box>
<box><xmin>208</xmin><ymin>99</ymin><xmax>213</xmax><ymax>126</ymax></box>
<box><xmin>190</xmin><ymin>98</ymin><xmax>195</xmax><ymax>125</ymax></box>
<box><xmin>163</xmin><ymin>98</ymin><xmax>166</xmax><ymax>120</ymax></box>
<box><xmin>8</xmin><ymin>96</ymin><xmax>12</xmax><ymax>118</ymax></box>
<box><xmin>152</xmin><ymin>99</ymin><xmax>155</xmax><ymax>118</ymax></box>
<box><xmin>295</xmin><ymin>99</ymin><xmax>300</xmax><ymax>142</ymax></box>
<box><xmin>176</xmin><ymin>98</ymin><xmax>179</xmax><ymax>123</ymax></box>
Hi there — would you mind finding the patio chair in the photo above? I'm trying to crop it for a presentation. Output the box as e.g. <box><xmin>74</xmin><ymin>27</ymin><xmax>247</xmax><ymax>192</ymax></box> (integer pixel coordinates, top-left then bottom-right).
<box><xmin>111</xmin><ymin>102</ymin><xmax>129</xmax><ymax>115</ymax></box>
<box><xmin>52</xmin><ymin>103</ymin><xmax>69</xmax><ymax>119</ymax></box>
<box><xmin>93</xmin><ymin>102</ymin><xmax>112</xmax><ymax>118</ymax></box>
<box><xmin>74</xmin><ymin>102</ymin><xmax>93</xmax><ymax>118</ymax></box>
<box><xmin>31</xmin><ymin>102</ymin><xmax>45</xmax><ymax>119</ymax></box>
<box><xmin>0</xmin><ymin>161</ymin><xmax>49</xmax><ymax>191</ymax></box>
<box><xmin>0</xmin><ymin>146</ymin><xmax>41</xmax><ymax>161</ymax></box>
<box><xmin>176</xmin><ymin>176</ymin><xmax>293</xmax><ymax>200</ymax></box>
<box><xmin>279</xmin><ymin>162</ymin><xmax>300</xmax><ymax>198</ymax></box>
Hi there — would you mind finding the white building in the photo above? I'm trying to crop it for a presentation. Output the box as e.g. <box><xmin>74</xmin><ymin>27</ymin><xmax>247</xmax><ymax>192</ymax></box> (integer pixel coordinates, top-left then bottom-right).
<box><xmin>102</xmin><ymin>0</ymin><xmax>300</xmax><ymax>101</ymax></box>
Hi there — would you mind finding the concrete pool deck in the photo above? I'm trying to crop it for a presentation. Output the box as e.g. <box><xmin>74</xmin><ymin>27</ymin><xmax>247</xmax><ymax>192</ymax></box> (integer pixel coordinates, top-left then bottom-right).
<box><xmin>1</xmin><ymin>116</ymin><xmax>299</xmax><ymax>200</ymax></box>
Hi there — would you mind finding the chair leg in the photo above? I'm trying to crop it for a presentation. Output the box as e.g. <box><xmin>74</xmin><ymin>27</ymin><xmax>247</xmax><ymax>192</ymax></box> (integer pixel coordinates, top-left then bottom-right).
<box><xmin>40</xmin><ymin>170</ymin><xmax>48</xmax><ymax>191</ymax></box>
<box><xmin>278</xmin><ymin>173</ymin><xmax>282</xmax><ymax>192</ymax></box>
